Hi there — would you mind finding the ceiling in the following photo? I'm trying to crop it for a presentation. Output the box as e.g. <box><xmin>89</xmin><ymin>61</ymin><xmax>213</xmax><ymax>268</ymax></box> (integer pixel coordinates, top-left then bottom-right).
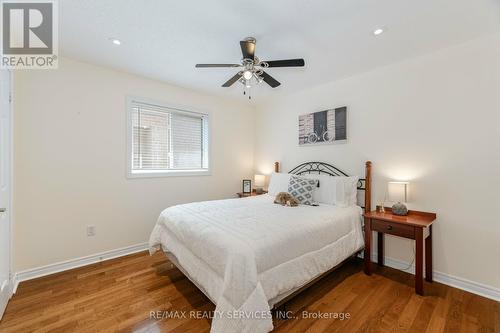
<box><xmin>60</xmin><ymin>0</ymin><xmax>500</xmax><ymax>103</ymax></box>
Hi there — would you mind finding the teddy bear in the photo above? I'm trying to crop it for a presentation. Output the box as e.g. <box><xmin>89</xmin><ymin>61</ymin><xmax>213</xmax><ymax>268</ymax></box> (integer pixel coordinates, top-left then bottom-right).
<box><xmin>274</xmin><ymin>192</ymin><xmax>299</xmax><ymax>207</ymax></box>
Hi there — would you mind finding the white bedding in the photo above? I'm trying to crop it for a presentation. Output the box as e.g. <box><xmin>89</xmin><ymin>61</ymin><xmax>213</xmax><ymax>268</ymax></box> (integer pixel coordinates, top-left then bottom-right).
<box><xmin>149</xmin><ymin>194</ymin><xmax>364</xmax><ymax>333</ymax></box>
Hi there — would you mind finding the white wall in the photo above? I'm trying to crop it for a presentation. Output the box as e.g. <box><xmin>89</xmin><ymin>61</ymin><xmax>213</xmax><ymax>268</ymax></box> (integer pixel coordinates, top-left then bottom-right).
<box><xmin>13</xmin><ymin>58</ymin><xmax>255</xmax><ymax>272</ymax></box>
<box><xmin>254</xmin><ymin>33</ymin><xmax>500</xmax><ymax>290</ymax></box>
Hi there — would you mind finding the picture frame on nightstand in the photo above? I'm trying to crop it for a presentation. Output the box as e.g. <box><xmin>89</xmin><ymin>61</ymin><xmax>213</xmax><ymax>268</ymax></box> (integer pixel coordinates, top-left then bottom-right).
<box><xmin>242</xmin><ymin>179</ymin><xmax>251</xmax><ymax>194</ymax></box>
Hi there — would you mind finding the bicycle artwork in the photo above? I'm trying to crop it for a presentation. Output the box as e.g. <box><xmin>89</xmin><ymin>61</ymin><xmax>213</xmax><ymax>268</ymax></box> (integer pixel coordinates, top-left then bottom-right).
<box><xmin>298</xmin><ymin>107</ymin><xmax>347</xmax><ymax>145</ymax></box>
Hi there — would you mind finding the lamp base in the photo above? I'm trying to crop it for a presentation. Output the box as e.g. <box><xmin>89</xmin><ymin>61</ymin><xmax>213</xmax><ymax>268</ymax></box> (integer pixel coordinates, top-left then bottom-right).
<box><xmin>392</xmin><ymin>202</ymin><xmax>408</xmax><ymax>216</ymax></box>
<box><xmin>255</xmin><ymin>188</ymin><xmax>264</xmax><ymax>194</ymax></box>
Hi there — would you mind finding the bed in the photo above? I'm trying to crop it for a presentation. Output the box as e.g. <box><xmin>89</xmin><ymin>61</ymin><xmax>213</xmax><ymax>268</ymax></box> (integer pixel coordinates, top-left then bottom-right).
<box><xmin>149</xmin><ymin>161</ymin><xmax>372</xmax><ymax>333</ymax></box>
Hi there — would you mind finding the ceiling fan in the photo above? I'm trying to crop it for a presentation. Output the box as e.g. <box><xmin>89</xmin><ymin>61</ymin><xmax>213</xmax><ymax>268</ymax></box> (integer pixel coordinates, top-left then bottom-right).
<box><xmin>195</xmin><ymin>37</ymin><xmax>305</xmax><ymax>98</ymax></box>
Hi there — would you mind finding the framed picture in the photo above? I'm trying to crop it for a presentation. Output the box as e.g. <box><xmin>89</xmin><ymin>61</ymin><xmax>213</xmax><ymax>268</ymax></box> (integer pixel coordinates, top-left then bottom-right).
<box><xmin>242</xmin><ymin>179</ymin><xmax>252</xmax><ymax>193</ymax></box>
<box><xmin>299</xmin><ymin>106</ymin><xmax>347</xmax><ymax>145</ymax></box>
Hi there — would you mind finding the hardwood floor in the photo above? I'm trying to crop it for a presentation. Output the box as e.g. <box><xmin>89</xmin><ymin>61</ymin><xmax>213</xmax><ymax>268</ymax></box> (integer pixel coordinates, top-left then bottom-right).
<box><xmin>1</xmin><ymin>251</ymin><xmax>498</xmax><ymax>332</ymax></box>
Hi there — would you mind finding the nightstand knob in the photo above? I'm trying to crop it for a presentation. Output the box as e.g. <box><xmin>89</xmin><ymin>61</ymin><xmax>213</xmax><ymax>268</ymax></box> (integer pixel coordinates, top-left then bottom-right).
<box><xmin>387</xmin><ymin>225</ymin><xmax>393</xmax><ymax>230</ymax></box>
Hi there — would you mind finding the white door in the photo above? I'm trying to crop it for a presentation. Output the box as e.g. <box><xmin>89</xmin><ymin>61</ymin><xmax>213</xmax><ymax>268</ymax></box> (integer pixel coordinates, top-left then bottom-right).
<box><xmin>0</xmin><ymin>69</ymin><xmax>12</xmax><ymax>320</ymax></box>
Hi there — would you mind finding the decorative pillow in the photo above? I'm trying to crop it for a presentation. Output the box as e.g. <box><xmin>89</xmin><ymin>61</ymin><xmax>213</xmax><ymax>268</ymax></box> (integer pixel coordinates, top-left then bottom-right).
<box><xmin>267</xmin><ymin>172</ymin><xmax>292</xmax><ymax>196</ymax></box>
<box><xmin>287</xmin><ymin>175</ymin><xmax>318</xmax><ymax>205</ymax></box>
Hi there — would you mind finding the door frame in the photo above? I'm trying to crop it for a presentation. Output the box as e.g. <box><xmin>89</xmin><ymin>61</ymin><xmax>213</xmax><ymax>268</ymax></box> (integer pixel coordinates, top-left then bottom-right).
<box><xmin>0</xmin><ymin>69</ymin><xmax>13</xmax><ymax>320</ymax></box>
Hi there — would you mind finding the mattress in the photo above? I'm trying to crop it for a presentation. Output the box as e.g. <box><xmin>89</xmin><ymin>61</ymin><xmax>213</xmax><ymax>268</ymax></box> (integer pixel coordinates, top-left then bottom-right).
<box><xmin>149</xmin><ymin>194</ymin><xmax>364</xmax><ymax>333</ymax></box>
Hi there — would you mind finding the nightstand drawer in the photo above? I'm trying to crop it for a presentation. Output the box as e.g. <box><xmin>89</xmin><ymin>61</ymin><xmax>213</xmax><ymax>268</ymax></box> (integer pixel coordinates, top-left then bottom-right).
<box><xmin>371</xmin><ymin>220</ymin><xmax>415</xmax><ymax>239</ymax></box>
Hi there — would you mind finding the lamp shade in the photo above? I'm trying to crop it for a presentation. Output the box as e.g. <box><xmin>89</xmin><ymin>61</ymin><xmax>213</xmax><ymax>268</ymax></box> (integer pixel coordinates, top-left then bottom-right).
<box><xmin>254</xmin><ymin>174</ymin><xmax>266</xmax><ymax>187</ymax></box>
<box><xmin>388</xmin><ymin>181</ymin><xmax>409</xmax><ymax>203</ymax></box>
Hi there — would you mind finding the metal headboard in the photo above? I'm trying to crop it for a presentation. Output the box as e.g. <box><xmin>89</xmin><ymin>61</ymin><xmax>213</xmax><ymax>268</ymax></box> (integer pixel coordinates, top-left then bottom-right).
<box><xmin>287</xmin><ymin>161</ymin><xmax>366</xmax><ymax>190</ymax></box>
<box><xmin>275</xmin><ymin>161</ymin><xmax>372</xmax><ymax>211</ymax></box>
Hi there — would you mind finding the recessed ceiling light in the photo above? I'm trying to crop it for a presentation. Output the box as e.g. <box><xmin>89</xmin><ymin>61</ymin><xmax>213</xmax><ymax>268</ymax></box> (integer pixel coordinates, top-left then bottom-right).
<box><xmin>373</xmin><ymin>28</ymin><xmax>385</xmax><ymax>36</ymax></box>
<box><xmin>110</xmin><ymin>38</ymin><xmax>121</xmax><ymax>45</ymax></box>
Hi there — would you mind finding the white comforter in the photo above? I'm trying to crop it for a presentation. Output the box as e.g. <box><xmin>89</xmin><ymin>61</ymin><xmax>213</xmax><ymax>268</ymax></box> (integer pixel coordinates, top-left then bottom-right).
<box><xmin>149</xmin><ymin>194</ymin><xmax>364</xmax><ymax>333</ymax></box>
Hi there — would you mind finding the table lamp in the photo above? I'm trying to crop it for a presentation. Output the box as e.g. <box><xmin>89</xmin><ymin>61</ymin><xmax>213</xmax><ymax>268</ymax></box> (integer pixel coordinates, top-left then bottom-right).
<box><xmin>388</xmin><ymin>181</ymin><xmax>409</xmax><ymax>216</ymax></box>
<box><xmin>254</xmin><ymin>174</ymin><xmax>266</xmax><ymax>194</ymax></box>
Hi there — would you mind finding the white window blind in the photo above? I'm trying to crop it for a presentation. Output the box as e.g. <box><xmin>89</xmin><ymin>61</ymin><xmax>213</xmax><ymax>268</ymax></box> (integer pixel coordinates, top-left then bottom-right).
<box><xmin>128</xmin><ymin>99</ymin><xmax>209</xmax><ymax>176</ymax></box>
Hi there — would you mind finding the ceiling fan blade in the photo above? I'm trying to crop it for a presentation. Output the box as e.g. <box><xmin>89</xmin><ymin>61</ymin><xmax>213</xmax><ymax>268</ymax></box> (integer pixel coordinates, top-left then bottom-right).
<box><xmin>261</xmin><ymin>71</ymin><xmax>281</xmax><ymax>88</ymax></box>
<box><xmin>263</xmin><ymin>59</ymin><xmax>305</xmax><ymax>67</ymax></box>
<box><xmin>222</xmin><ymin>73</ymin><xmax>242</xmax><ymax>87</ymax></box>
<box><xmin>196</xmin><ymin>64</ymin><xmax>241</xmax><ymax>68</ymax></box>
<box><xmin>240</xmin><ymin>40</ymin><xmax>255</xmax><ymax>60</ymax></box>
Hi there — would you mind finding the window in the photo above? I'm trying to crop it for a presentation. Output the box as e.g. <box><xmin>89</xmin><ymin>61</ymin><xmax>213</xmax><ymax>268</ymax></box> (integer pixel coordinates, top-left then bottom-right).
<box><xmin>127</xmin><ymin>98</ymin><xmax>209</xmax><ymax>177</ymax></box>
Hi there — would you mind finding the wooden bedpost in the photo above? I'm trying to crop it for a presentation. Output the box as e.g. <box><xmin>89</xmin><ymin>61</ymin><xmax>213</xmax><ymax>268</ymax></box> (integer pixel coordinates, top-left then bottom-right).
<box><xmin>365</xmin><ymin>161</ymin><xmax>372</xmax><ymax>212</ymax></box>
<box><xmin>274</xmin><ymin>162</ymin><xmax>280</xmax><ymax>173</ymax></box>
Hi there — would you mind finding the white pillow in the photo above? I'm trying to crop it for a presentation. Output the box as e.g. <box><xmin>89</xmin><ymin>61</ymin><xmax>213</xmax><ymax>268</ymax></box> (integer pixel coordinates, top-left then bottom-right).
<box><xmin>310</xmin><ymin>174</ymin><xmax>336</xmax><ymax>204</ymax></box>
<box><xmin>267</xmin><ymin>172</ymin><xmax>292</xmax><ymax>196</ymax></box>
<box><xmin>334</xmin><ymin>176</ymin><xmax>359</xmax><ymax>207</ymax></box>
<box><xmin>307</xmin><ymin>174</ymin><xmax>359</xmax><ymax>206</ymax></box>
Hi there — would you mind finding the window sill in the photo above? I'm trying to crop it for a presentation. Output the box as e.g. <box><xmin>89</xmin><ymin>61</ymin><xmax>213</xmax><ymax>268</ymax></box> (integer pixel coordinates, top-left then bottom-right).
<box><xmin>127</xmin><ymin>169</ymin><xmax>211</xmax><ymax>179</ymax></box>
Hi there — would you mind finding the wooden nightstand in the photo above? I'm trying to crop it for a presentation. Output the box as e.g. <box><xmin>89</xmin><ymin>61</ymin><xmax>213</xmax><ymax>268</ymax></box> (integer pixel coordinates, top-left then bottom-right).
<box><xmin>236</xmin><ymin>190</ymin><xmax>268</xmax><ymax>198</ymax></box>
<box><xmin>363</xmin><ymin>208</ymin><xmax>436</xmax><ymax>295</ymax></box>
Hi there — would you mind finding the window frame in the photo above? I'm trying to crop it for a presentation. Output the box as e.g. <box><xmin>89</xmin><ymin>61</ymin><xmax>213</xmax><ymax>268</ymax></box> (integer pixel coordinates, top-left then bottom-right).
<box><xmin>126</xmin><ymin>96</ymin><xmax>211</xmax><ymax>178</ymax></box>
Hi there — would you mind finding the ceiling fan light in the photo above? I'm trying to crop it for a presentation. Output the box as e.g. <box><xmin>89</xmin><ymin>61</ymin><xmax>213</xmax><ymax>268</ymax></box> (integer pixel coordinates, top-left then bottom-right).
<box><xmin>243</xmin><ymin>70</ymin><xmax>253</xmax><ymax>80</ymax></box>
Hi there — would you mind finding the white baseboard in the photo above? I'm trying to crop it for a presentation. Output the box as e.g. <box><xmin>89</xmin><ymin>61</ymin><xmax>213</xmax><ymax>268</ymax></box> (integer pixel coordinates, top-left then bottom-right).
<box><xmin>0</xmin><ymin>278</ymin><xmax>14</xmax><ymax>320</ymax></box>
<box><xmin>13</xmin><ymin>242</ymin><xmax>149</xmax><ymax>294</ymax></box>
<box><xmin>359</xmin><ymin>252</ymin><xmax>500</xmax><ymax>302</ymax></box>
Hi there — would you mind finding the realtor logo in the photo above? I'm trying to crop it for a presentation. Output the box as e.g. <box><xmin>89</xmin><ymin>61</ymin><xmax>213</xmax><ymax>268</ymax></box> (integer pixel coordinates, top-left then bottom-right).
<box><xmin>1</xmin><ymin>0</ymin><xmax>58</xmax><ymax>69</ymax></box>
